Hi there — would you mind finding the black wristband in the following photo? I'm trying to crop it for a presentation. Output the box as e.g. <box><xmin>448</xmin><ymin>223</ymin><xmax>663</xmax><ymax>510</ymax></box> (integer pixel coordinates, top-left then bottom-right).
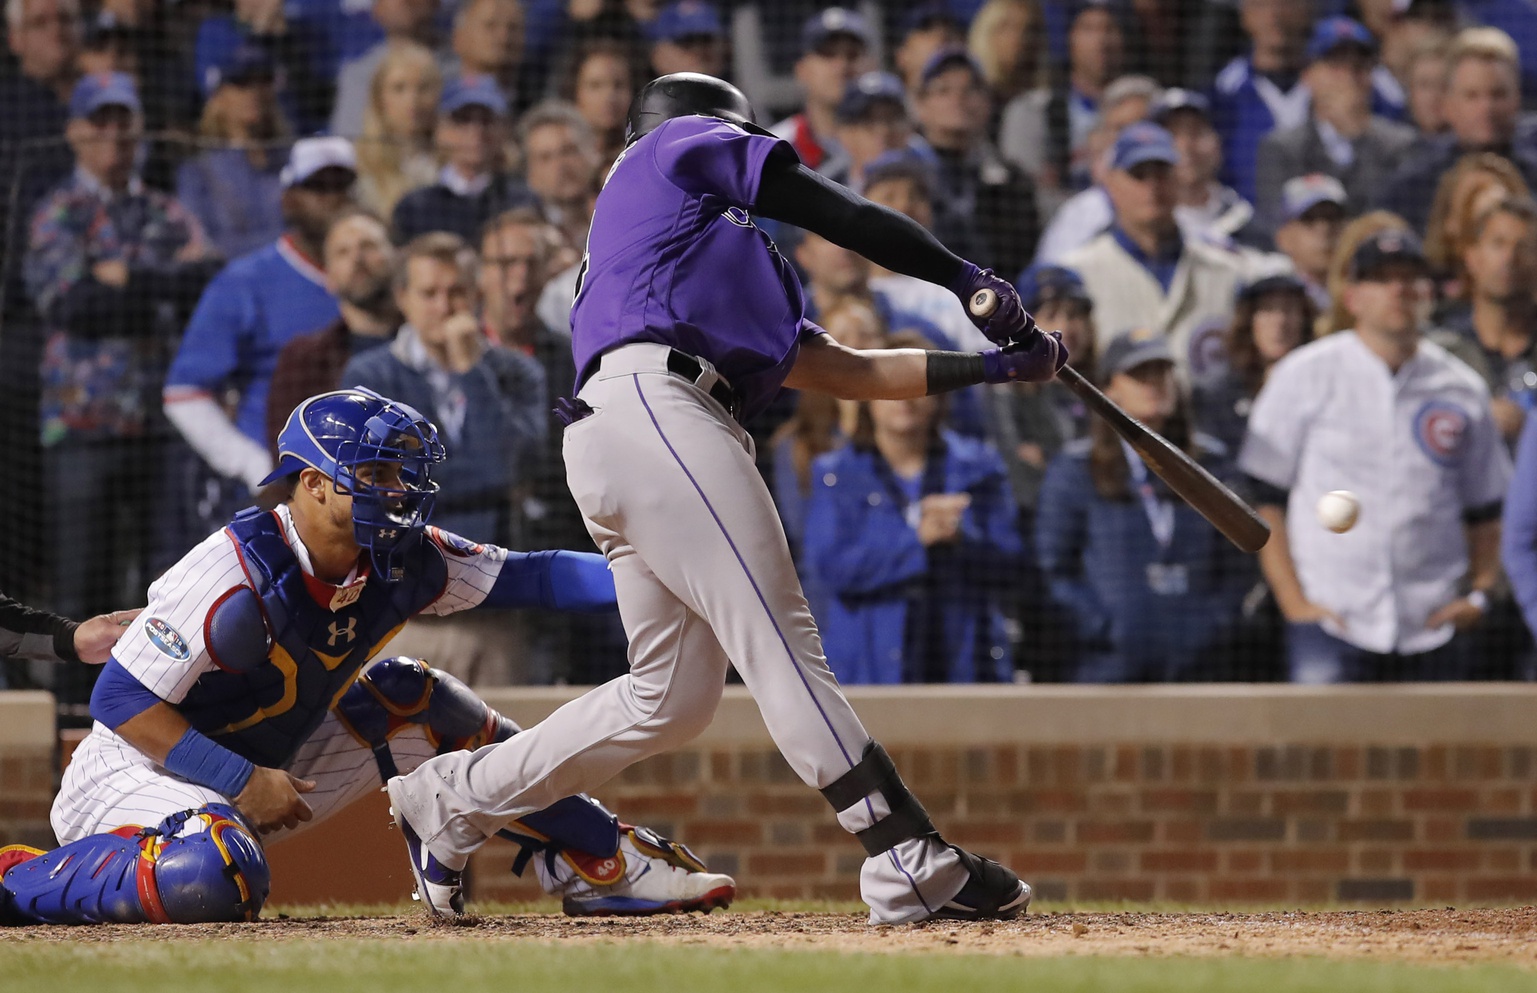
<box><xmin>926</xmin><ymin>351</ymin><xmax>986</xmax><ymax>395</ymax></box>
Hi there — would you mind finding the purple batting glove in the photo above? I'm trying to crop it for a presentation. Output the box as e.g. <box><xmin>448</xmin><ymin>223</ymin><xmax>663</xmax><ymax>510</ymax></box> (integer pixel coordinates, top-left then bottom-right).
<box><xmin>981</xmin><ymin>331</ymin><xmax>1067</xmax><ymax>384</ymax></box>
<box><xmin>952</xmin><ymin>262</ymin><xmax>1038</xmax><ymax>345</ymax></box>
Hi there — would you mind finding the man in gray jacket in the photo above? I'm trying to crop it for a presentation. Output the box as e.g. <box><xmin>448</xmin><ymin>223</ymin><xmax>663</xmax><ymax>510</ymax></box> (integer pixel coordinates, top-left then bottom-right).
<box><xmin>1254</xmin><ymin>17</ymin><xmax>1416</xmax><ymax>237</ymax></box>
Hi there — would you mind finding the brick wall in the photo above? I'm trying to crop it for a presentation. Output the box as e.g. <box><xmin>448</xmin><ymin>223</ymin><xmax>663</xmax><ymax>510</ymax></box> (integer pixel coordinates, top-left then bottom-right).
<box><xmin>468</xmin><ymin>741</ymin><xmax>1537</xmax><ymax>905</ymax></box>
<box><xmin>470</xmin><ymin>686</ymin><xmax>1537</xmax><ymax>906</ymax></box>
<box><xmin>6</xmin><ymin>686</ymin><xmax>1537</xmax><ymax>908</ymax></box>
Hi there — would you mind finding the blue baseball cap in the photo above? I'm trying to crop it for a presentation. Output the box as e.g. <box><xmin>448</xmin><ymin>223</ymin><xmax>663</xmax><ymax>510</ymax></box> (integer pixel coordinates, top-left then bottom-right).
<box><xmin>1150</xmin><ymin>88</ymin><xmax>1210</xmax><ymax>125</ymax></box>
<box><xmin>1016</xmin><ymin>264</ymin><xmax>1091</xmax><ymax>312</ymax></box>
<box><xmin>1281</xmin><ymin>173</ymin><xmax>1348</xmax><ymax>222</ymax></box>
<box><xmin>1099</xmin><ymin>327</ymin><xmax>1174</xmax><ymax>381</ymax></box>
<box><xmin>919</xmin><ymin>45</ymin><xmax>985</xmax><ymax>89</ymax></box>
<box><xmin>1109</xmin><ymin>122</ymin><xmax>1178</xmax><ymax>172</ymax></box>
<box><xmin>900</xmin><ymin>2</ymin><xmax>964</xmax><ymax>39</ymax></box>
<box><xmin>1306</xmin><ymin>16</ymin><xmax>1377</xmax><ymax>63</ymax></box>
<box><xmin>1348</xmin><ymin>228</ymin><xmax>1428</xmax><ymax>280</ymax></box>
<box><xmin>205</xmin><ymin>42</ymin><xmax>277</xmax><ymax>94</ymax></box>
<box><xmin>648</xmin><ymin>1</ymin><xmax>725</xmax><ymax>43</ymax></box>
<box><xmin>69</xmin><ymin>72</ymin><xmax>141</xmax><ymax>119</ymax></box>
<box><xmin>836</xmin><ymin>71</ymin><xmax>908</xmax><ymax>123</ymax></box>
<box><xmin>440</xmin><ymin>74</ymin><xmax>508</xmax><ymax>117</ymax></box>
<box><xmin>861</xmin><ymin>148</ymin><xmax>938</xmax><ymax>198</ymax></box>
<box><xmin>802</xmin><ymin>8</ymin><xmax>873</xmax><ymax>53</ymax></box>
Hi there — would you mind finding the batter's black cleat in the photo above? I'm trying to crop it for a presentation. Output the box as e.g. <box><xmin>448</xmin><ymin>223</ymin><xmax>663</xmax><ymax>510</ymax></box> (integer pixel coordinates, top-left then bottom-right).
<box><xmin>928</xmin><ymin>846</ymin><xmax>1032</xmax><ymax>921</ymax></box>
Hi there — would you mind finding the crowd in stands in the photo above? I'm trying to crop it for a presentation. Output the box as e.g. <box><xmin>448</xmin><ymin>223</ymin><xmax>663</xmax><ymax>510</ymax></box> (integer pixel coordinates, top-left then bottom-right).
<box><xmin>10</xmin><ymin>0</ymin><xmax>1537</xmax><ymax>695</ymax></box>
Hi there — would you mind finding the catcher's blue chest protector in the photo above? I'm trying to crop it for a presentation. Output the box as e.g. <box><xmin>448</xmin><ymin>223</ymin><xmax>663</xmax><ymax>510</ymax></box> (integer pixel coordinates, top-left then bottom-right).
<box><xmin>177</xmin><ymin>508</ymin><xmax>449</xmax><ymax>769</ymax></box>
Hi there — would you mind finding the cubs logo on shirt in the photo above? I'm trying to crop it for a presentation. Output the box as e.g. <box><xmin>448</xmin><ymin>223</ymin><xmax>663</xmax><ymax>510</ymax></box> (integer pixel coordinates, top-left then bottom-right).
<box><xmin>429</xmin><ymin>526</ymin><xmax>484</xmax><ymax>558</ymax></box>
<box><xmin>143</xmin><ymin>617</ymin><xmax>190</xmax><ymax>661</ymax></box>
<box><xmin>1186</xmin><ymin>318</ymin><xmax>1231</xmax><ymax>380</ymax></box>
<box><xmin>1413</xmin><ymin>399</ymin><xmax>1470</xmax><ymax>467</ymax></box>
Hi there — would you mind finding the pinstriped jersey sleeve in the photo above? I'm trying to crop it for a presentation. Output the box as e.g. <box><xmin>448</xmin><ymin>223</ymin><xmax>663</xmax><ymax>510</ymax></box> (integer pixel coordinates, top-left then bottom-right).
<box><xmin>110</xmin><ymin>528</ymin><xmax>247</xmax><ymax>703</ymax></box>
<box><xmin>419</xmin><ymin>526</ymin><xmax>509</xmax><ymax>615</ymax></box>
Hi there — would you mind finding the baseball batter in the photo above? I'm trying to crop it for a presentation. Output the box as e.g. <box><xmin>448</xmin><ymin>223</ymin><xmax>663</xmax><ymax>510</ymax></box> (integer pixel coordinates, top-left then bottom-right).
<box><xmin>386</xmin><ymin>74</ymin><xmax>1065</xmax><ymax>924</ymax></box>
<box><xmin>0</xmin><ymin>388</ymin><xmax>732</xmax><ymax>924</ymax></box>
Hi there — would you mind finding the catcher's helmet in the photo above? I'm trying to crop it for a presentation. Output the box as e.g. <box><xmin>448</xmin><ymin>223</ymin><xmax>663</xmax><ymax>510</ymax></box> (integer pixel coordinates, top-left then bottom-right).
<box><xmin>626</xmin><ymin>72</ymin><xmax>771</xmax><ymax>144</ymax></box>
<box><xmin>261</xmin><ymin>387</ymin><xmax>447</xmax><ymax>580</ymax></box>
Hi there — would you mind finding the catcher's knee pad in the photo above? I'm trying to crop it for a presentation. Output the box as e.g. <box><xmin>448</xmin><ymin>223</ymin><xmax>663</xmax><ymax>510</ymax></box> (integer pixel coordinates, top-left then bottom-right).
<box><xmin>337</xmin><ymin>656</ymin><xmax>520</xmax><ymax>779</ymax></box>
<box><xmin>2</xmin><ymin>804</ymin><xmax>268</xmax><ymax>925</ymax></box>
<box><xmin>820</xmin><ymin>740</ymin><xmax>939</xmax><ymax>857</ymax></box>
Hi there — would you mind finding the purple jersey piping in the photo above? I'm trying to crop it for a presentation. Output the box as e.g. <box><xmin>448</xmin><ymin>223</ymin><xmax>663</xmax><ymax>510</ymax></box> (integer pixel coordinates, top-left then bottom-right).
<box><xmin>631</xmin><ymin>372</ymin><xmax>932</xmax><ymax>914</ymax></box>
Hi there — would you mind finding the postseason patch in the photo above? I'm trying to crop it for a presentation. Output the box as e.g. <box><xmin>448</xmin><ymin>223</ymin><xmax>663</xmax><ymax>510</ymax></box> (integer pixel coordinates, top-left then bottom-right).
<box><xmin>143</xmin><ymin>616</ymin><xmax>191</xmax><ymax>661</ymax></box>
<box><xmin>1413</xmin><ymin>400</ymin><xmax>1470</xmax><ymax>467</ymax></box>
<box><xmin>429</xmin><ymin>526</ymin><xmax>484</xmax><ymax>558</ymax></box>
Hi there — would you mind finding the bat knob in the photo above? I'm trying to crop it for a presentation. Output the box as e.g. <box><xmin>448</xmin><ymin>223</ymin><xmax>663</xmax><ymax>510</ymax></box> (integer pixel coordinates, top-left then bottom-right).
<box><xmin>969</xmin><ymin>288</ymin><xmax>998</xmax><ymax>318</ymax></box>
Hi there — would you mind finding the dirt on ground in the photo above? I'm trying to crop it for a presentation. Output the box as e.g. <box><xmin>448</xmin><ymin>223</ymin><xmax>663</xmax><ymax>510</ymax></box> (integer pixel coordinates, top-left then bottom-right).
<box><xmin>6</xmin><ymin>907</ymin><xmax>1537</xmax><ymax>965</ymax></box>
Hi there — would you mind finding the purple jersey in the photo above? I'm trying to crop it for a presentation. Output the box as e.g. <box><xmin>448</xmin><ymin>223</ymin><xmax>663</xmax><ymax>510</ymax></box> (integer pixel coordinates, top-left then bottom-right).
<box><xmin>570</xmin><ymin>116</ymin><xmax>820</xmax><ymax>420</ymax></box>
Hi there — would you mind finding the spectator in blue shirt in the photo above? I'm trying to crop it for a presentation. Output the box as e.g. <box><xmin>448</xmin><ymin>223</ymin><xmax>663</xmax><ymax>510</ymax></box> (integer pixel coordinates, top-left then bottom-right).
<box><xmin>804</xmin><ymin>330</ymin><xmax>1023</xmax><ymax>684</ymax></box>
<box><xmin>1036</xmin><ymin>328</ymin><xmax>1257</xmax><ymax>682</ymax></box>
<box><xmin>193</xmin><ymin>0</ymin><xmax>333</xmax><ymax>134</ymax></box>
<box><xmin>175</xmin><ymin>43</ymin><xmax>290</xmax><ymax>261</ymax></box>
<box><xmin>163</xmin><ymin>137</ymin><xmax>354</xmax><ymax>517</ymax></box>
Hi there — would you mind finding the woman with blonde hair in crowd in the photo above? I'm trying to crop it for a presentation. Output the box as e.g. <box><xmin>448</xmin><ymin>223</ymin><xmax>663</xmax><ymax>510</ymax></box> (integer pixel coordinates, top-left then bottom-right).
<box><xmin>968</xmin><ymin>0</ymin><xmax>1048</xmax><ymax>107</ymax></box>
<box><xmin>176</xmin><ymin>47</ymin><xmax>292</xmax><ymax>259</ymax></box>
<box><xmin>355</xmin><ymin>41</ymin><xmax>442</xmax><ymax>218</ymax></box>
<box><xmin>1321</xmin><ymin>211</ymin><xmax>1419</xmax><ymax>335</ymax></box>
<box><xmin>556</xmin><ymin>36</ymin><xmax>642</xmax><ymax>172</ymax></box>
<box><xmin>1423</xmin><ymin>152</ymin><xmax>1530</xmax><ymax>299</ymax></box>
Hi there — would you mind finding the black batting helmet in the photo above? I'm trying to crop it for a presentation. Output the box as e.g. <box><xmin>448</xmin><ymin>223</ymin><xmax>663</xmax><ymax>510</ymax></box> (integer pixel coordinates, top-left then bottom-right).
<box><xmin>625</xmin><ymin>72</ymin><xmax>772</xmax><ymax>144</ymax></box>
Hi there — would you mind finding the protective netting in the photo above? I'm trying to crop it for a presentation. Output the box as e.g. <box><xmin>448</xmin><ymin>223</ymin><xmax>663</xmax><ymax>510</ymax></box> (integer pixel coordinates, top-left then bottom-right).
<box><xmin>3</xmin><ymin>0</ymin><xmax>1536</xmax><ymax>712</ymax></box>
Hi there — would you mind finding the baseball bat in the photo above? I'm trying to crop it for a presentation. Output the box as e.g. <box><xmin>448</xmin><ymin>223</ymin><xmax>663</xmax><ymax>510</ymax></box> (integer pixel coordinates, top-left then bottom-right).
<box><xmin>969</xmin><ymin>288</ymin><xmax>1270</xmax><ymax>553</ymax></box>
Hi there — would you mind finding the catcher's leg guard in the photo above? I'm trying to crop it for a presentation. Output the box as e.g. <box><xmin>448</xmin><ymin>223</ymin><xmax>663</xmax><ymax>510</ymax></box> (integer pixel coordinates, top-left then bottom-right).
<box><xmin>820</xmin><ymin>740</ymin><xmax>941</xmax><ymax>856</ymax></box>
<box><xmin>339</xmin><ymin>657</ymin><xmax>621</xmax><ymax>870</ymax></box>
<box><xmin>1</xmin><ymin>804</ymin><xmax>268</xmax><ymax>925</ymax></box>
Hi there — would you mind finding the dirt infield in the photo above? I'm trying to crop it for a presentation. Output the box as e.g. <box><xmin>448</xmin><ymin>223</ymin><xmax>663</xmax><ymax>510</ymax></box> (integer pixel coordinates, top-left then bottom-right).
<box><xmin>6</xmin><ymin>906</ymin><xmax>1537</xmax><ymax>965</ymax></box>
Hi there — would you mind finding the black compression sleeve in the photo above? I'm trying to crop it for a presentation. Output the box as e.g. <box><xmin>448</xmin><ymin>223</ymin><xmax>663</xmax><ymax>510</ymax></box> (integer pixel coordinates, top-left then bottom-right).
<box><xmin>926</xmin><ymin>351</ymin><xmax>986</xmax><ymax>395</ymax></box>
<box><xmin>0</xmin><ymin>588</ymin><xmax>79</xmax><ymax>663</ymax></box>
<box><xmin>754</xmin><ymin>153</ymin><xmax>969</xmax><ymax>290</ymax></box>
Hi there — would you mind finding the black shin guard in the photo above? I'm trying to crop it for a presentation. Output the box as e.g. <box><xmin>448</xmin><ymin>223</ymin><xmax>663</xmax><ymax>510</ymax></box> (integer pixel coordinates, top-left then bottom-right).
<box><xmin>819</xmin><ymin>740</ymin><xmax>939</xmax><ymax>857</ymax></box>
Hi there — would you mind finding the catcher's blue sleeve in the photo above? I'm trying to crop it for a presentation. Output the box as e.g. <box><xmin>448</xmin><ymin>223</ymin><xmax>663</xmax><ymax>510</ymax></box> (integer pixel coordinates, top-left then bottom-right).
<box><xmin>481</xmin><ymin>550</ymin><xmax>617</xmax><ymax>612</ymax></box>
<box><xmin>90</xmin><ymin>658</ymin><xmax>166</xmax><ymax>729</ymax></box>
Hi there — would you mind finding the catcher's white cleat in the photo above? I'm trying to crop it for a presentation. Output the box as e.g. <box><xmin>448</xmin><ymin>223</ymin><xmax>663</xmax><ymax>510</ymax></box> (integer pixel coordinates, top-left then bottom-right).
<box><xmin>543</xmin><ymin>825</ymin><xmax>736</xmax><ymax>916</ymax></box>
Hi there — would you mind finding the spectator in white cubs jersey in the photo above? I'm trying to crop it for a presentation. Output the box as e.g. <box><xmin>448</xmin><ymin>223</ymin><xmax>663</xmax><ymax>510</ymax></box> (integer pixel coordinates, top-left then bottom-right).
<box><xmin>1061</xmin><ymin>122</ymin><xmax>1247</xmax><ymax>381</ymax></box>
<box><xmin>1240</xmin><ymin>228</ymin><xmax>1511</xmax><ymax>683</ymax></box>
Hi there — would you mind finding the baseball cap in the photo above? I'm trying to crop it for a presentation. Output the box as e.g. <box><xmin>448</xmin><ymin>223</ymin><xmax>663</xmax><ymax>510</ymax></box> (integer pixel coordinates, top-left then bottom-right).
<box><xmin>1149</xmin><ymin>88</ymin><xmax>1211</xmax><ymax>126</ymax></box>
<box><xmin>1281</xmin><ymin>173</ymin><xmax>1348</xmax><ymax>222</ymax></box>
<box><xmin>280</xmin><ymin>135</ymin><xmax>358</xmax><ymax>190</ymax></box>
<box><xmin>69</xmin><ymin>72</ymin><xmax>142</xmax><ymax>120</ymax></box>
<box><xmin>1015</xmin><ymin>264</ymin><xmax>1091</xmax><ymax>312</ymax></box>
<box><xmin>1109</xmin><ymin>122</ymin><xmax>1179</xmax><ymax>172</ymax></box>
<box><xmin>1347</xmin><ymin>228</ymin><xmax>1429</xmax><ymax>280</ymax></box>
<box><xmin>440</xmin><ymin>74</ymin><xmax>508</xmax><ymax>117</ymax></box>
<box><xmin>1306</xmin><ymin>16</ymin><xmax>1377</xmax><ymax>63</ymax></box>
<box><xmin>836</xmin><ymin>71</ymin><xmax>907</xmax><ymax>123</ymax></box>
<box><xmin>83</xmin><ymin>10</ymin><xmax>135</xmax><ymax>48</ymax></box>
<box><xmin>1098</xmin><ymin>327</ymin><xmax>1175</xmax><ymax>381</ymax></box>
<box><xmin>860</xmin><ymin>148</ymin><xmax>938</xmax><ymax>199</ymax></box>
<box><xmin>900</xmin><ymin>2</ymin><xmax>964</xmax><ymax>39</ymax></box>
<box><xmin>647</xmin><ymin>1</ymin><xmax>725</xmax><ymax>43</ymax></box>
<box><xmin>919</xmin><ymin>46</ymin><xmax>985</xmax><ymax>90</ymax></box>
<box><xmin>205</xmin><ymin>42</ymin><xmax>277</xmax><ymax>94</ymax></box>
<box><xmin>802</xmin><ymin>8</ymin><xmax>873</xmax><ymax>54</ymax></box>
<box><xmin>1237</xmin><ymin>271</ymin><xmax>1308</xmax><ymax>302</ymax></box>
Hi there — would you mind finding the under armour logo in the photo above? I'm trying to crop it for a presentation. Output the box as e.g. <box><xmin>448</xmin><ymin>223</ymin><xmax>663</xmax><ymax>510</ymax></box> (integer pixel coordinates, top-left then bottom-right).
<box><xmin>328</xmin><ymin>617</ymin><xmax>357</xmax><ymax>647</ymax></box>
<box><xmin>378</xmin><ymin>528</ymin><xmax>400</xmax><ymax>540</ymax></box>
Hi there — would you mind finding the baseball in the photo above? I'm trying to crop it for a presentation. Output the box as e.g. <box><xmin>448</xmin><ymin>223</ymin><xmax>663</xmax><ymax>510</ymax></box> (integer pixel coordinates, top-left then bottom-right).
<box><xmin>1316</xmin><ymin>490</ymin><xmax>1360</xmax><ymax>533</ymax></box>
